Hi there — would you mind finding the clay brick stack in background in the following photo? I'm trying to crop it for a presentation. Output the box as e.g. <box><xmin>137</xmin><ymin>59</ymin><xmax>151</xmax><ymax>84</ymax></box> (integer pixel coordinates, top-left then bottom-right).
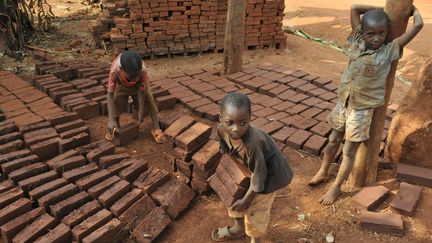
<box><xmin>89</xmin><ymin>0</ymin><xmax>286</xmax><ymax>57</ymax></box>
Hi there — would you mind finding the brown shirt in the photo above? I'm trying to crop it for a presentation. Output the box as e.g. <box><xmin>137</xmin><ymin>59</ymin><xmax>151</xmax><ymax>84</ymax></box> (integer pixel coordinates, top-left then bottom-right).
<box><xmin>338</xmin><ymin>27</ymin><xmax>402</xmax><ymax>109</ymax></box>
<box><xmin>218</xmin><ymin>124</ymin><xmax>293</xmax><ymax>194</ymax></box>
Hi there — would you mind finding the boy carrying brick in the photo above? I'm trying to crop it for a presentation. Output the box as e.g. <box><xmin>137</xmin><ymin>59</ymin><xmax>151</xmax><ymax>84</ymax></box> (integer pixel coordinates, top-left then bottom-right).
<box><xmin>105</xmin><ymin>50</ymin><xmax>165</xmax><ymax>144</ymax></box>
<box><xmin>308</xmin><ymin>4</ymin><xmax>423</xmax><ymax>205</ymax></box>
<box><xmin>212</xmin><ymin>92</ymin><xmax>293</xmax><ymax>243</ymax></box>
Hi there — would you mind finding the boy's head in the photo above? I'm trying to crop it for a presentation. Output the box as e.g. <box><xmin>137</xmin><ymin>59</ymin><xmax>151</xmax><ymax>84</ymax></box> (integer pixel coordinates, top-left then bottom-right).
<box><xmin>361</xmin><ymin>9</ymin><xmax>390</xmax><ymax>50</ymax></box>
<box><xmin>120</xmin><ymin>50</ymin><xmax>142</xmax><ymax>81</ymax></box>
<box><xmin>219</xmin><ymin>92</ymin><xmax>251</xmax><ymax>140</ymax></box>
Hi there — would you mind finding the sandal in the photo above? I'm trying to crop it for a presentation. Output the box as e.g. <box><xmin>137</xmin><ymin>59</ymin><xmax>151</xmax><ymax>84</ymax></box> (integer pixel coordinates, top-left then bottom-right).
<box><xmin>151</xmin><ymin>129</ymin><xmax>165</xmax><ymax>143</ymax></box>
<box><xmin>105</xmin><ymin>127</ymin><xmax>118</xmax><ymax>142</ymax></box>
<box><xmin>211</xmin><ymin>226</ymin><xmax>245</xmax><ymax>242</ymax></box>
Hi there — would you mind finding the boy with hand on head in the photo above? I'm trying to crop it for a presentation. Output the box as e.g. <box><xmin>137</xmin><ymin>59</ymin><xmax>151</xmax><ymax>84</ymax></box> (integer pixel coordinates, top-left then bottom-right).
<box><xmin>212</xmin><ymin>92</ymin><xmax>293</xmax><ymax>243</ymax></box>
<box><xmin>105</xmin><ymin>50</ymin><xmax>165</xmax><ymax>144</ymax></box>
<box><xmin>308</xmin><ymin>4</ymin><xmax>423</xmax><ymax>205</ymax></box>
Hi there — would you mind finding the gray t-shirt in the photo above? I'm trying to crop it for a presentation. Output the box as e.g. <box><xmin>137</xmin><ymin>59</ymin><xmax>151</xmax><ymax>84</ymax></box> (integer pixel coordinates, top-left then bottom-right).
<box><xmin>218</xmin><ymin>124</ymin><xmax>293</xmax><ymax>194</ymax></box>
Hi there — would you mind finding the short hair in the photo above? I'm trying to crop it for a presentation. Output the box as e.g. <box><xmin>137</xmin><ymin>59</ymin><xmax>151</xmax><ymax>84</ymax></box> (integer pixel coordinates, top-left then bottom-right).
<box><xmin>361</xmin><ymin>9</ymin><xmax>390</xmax><ymax>30</ymax></box>
<box><xmin>120</xmin><ymin>50</ymin><xmax>142</xmax><ymax>75</ymax></box>
<box><xmin>220</xmin><ymin>92</ymin><xmax>251</xmax><ymax>115</ymax></box>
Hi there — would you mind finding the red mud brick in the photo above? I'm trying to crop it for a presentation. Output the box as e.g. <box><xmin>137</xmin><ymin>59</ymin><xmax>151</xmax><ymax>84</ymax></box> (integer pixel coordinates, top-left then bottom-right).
<box><xmin>18</xmin><ymin>170</ymin><xmax>59</xmax><ymax>192</ymax></box>
<box><xmin>292</xmin><ymin>117</ymin><xmax>319</xmax><ymax>130</ymax></box>
<box><xmin>113</xmin><ymin>123</ymin><xmax>139</xmax><ymax>146</ymax></box>
<box><xmin>132</xmin><ymin>207</ymin><xmax>171</xmax><ymax>243</ymax></box>
<box><xmin>73</xmin><ymin>102</ymin><xmax>100</xmax><ymax>120</ymax></box>
<box><xmin>0</xmin><ymin>149</ymin><xmax>32</xmax><ymax>165</ymax></box>
<box><xmin>315</xmin><ymin>110</ymin><xmax>331</xmax><ymax>122</ymax></box>
<box><xmin>164</xmin><ymin>115</ymin><xmax>196</xmax><ymax>142</ymax></box>
<box><xmin>54</xmin><ymin>119</ymin><xmax>85</xmax><ymax>133</ymax></box>
<box><xmin>260</xmin><ymin>121</ymin><xmax>284</xmax><ymax>135</ymax></box>
<box><xmin>390</xmin><ymin>182</ymin><xmax>422</xmax><ymax>216</ymax></box>
<box><xmin>191</xmin><ymin>176</ymin><xmax>210</xmax><ymax>194</ymax></box>
<box><xmin>303</xmin><ymin>135</ymin><xmax>328</xmax><ymax>156</ymax></box>
<box><xmin>133</xmin><ymin>166</ymin><xmax>170</xmax><ymax>194</ymax></box>
<box><xmin>50</xmin><ymin>191</ymin><xmax>92</xmax><ymax>218</ymax></box>
<box><xmin>285</xmin><ymin>130</ymin><xmax>312</xmax><ymax>149</ymax></box>
<box><xmin>72</xmin><ymin>209</ymin><xmax>113</xmax><ymax>242</ymax></box>
<box><xmin>175</xmin><ymin>122</ymin><xmax>212</xmax><ymax>151</ymax></box>
<box><xmin>216</xmin><ymin>162</ymin><xmax>247</xmax><ymax>199</ymax></box>
<box><xmin>313</xmin><ymin>77</ymin><xmax>332</xmax><ymax>87</ymax></box>
<box><xmin>267</xmin><ymin>112</ymin><xmax>289</xmax><ymax>121</ymax></box>
<box><xmin>98</xmin><ymin>180</ymin><xmax>131</xmax><ymax>209</ymax></box>
<box><xmin>99</xmin><ymin>154</ymin><xmax>130</xmax><ymax>169</ymax></box>
<box><xmin>82</xmin><ymin>218</ymin><xmax>121</xmax><ymax>243</ymax></box>
<box><xmin>8</xmin><ymin>163</ymin><xmax>48</xmax><ymax>183</ymax></box>
<box><xmin>58</xmin><ymin>132</ymin><xmax>90</xmax><ymax>154</ymax></box>
<box><xmin>46</xmin><ymin>149</ymin><xmax>78</xmax><ymax>168</ymax></box>
<box><xmin>271</xmin><ymin>127</ymin><xmax>299</xmax><ymax>144</ymax></box>
<box><xmin>159</xmin><ymin>113</ymin><xmax>183</xmax><ymax>131</ymax></box>
<box><xmin>0</xmin><ymin>132</ymin><xmax>22</xmax><ymax>145</ymax></box>
<box><xmin>208</xmin><ymin>174</ymin><xmax>237</xmax><ymax>207</ymax></box>
<box><xmin>118</xmin><ymin>195</ymin><xmax>156</xmax><ymax>230</ymax></box>
<box><xmin>0</xmin><ymin>198</ymin><xmax>32</xmax><ymax>227</ymax></box>
<box><xmin>30</xmin><ymin>137</ymin><xmax>61</xmax><ymax>160</ymax></box>
<box><xmin>268</xmin><ymin>85</ymin><xmax>289</xmax><ymax>97</ymax></box>
<box><xmin>12</xmin><ymin>213</ymin><xmax>57</xmax><ymax>243</ymax></box>
<box><xmin>59</xmin><ymin>126</ymin><xmax>89</xmax><ymax>139</ymax></box>
<box><xmin>63</xmin><ymin>163</ymin><xmax>99</xmax><ymax>182</ymax></box>
<box><xmin>310</xmin><ymin>122</ymin><xmax>332</xmax><ymax>137</ymax></box>
<box><xmin>319</xmin><ymin>92</ymin><xmax>338</xmax><ymax>101</ymax></box>
<box><xmin>0</xmin><ymin>140</ymin><xmax>24</xmax><ymax>154</ymax></box>
<box><xmin>0</xmin><ymin>207</ymin><xmax>45</xmax><ymax>243</ymax></box>
<box><xmin>219</xmin><ymin>155</ymin><xmax>251</xmax><ymax>187</ymax></box>
<box><xmin>359</xmin><ymin>211</ymin><xmax>404</xmax><ymax>236</ymax></box>
<box><xmin>156</xmin><ymin>95</ymin><xmax>177</xmax><ymax>110</ymax></box>
<box><xmin>110</xmin><ymin>189</ymin><xmax>144</xmax><ymax>217</ymax></box>
<box><xmin>273</xmin><ymin>101</ymin><xmax>296</xmax><ymax>112</ymax></box>
<box><xmin>33</xmin><ymin>223</ymin><xmax>71</xmax><ymax>243</ymax></box>
<box><xmin>29</xmin><ymin>178</ymin><xmax>68</xmax><ymax>200</ymax></box>
<box><xmin>150</xmin><ymin>178</ymin><xmax>195</xmax><ymax>219</ymax></box>
<box><xmin>307</xmin><ymin>88</ymin><xmax>327</xmax><ymax>97</ymax></box>
<box><xmin>0</xmin><ymin>188</ymin><xmax>23</xmax><ymax>209</ymax></box>
<box><xmin>0</xmin><ymin>180</ymin><xmax>14</xmax><ymax>194</ymax></box>
<box><xmin>51</xmin><ymin>155</ymin><xmax>86</xmax><ymax>173</ymax></box>
<box><xmin>38</xmin><ymin>184</ymin><xmax>79</xmax><ymax>208</ymax></box>
<box><xmin>1</xmin><ymin>155</ymin><xmax>39</xmax><ymax>175</ymax></box>
<box><xmin>48</xmin><ymin>112</ymin><xmax>79</xmax><ymax>126</ymax></box>
<box><xmin>287</xmin><ymin>93</ymin><xmax>309</xmax><ymax>104</ymax></box>
<box><xmin>351</xmin><ymin>185</ymin><xmax>390</xmax><ymax>211</ymax></box>
<box><xmin>300</xmin><ymin>107</ymin><xmax>323</xmax><ymax>118</ymax></box>
<box><xmin>296</xmin><ymin>83</ymin><xmax>316</xmax><ymax>94</ymax></box>
<box><xmin>191</xmin><ymin>140</ymin><xmax>221</xmax><ymax>171</ymax></box>
<box><xmin>396</xmin><ymin>163</ymin><xmax>432</xmax><ymax>187</ymax></box>
<box><xmin>187</xmin><ymin>98</ymin><xmax>212</xmax><ymax>111</ymax></box>
<box><xmin>253</xmin><ymin>107</ymin><xmax>277</xmax><ymax>118</ymax></box>
<box><xmin>76</xmin><ymin>170</ymin><xmax>112</xmax><ymax>191</ymax></box>
<box><xmin>175</xmin><ymin>159</ymin><xmax>193</xmax><ymax>177</ymax></box>
<box><xmin>24</xmin><ymin>130</ymin><xmax>58</xmax><ymax>146</ymax></box>
<box><xmin>119</xmin><ymin>160</ymin><xmax>148</xmax><ymax>183</ymax></box>
<box><xmin>62</xmin><ymin>200</ymin><xmax>102</xmax><ymax>228</ymax></box>
<box><xmin>86</xmin><ymin>142</ymin><xmax>115</xmax><ymax>164</ymax></box>
<box><xmin>0</xmin><ymin>122</ymin><xmax>17</xmax><ymax>135</ymax></box>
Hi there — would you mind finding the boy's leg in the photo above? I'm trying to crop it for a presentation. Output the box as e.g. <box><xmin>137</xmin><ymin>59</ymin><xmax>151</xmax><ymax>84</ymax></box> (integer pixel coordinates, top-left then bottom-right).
<box><xmin>308</xmin><ymin>129</ymin><xmax>344</xmax><ymax>186</ymax></box>
<box><xmin>212</xmin><ymin>211</ymin><xmax>245</xmax><ymax>241</ymax></box>
<box><xmin>319</xmin><ymin>140</ymin><xmax>360</xmax><ymax>205</ymax></box>
<box><xmin>243</xmin><ymin>192</ymin><xmax>276</xmax><ymax>243</ymax></box>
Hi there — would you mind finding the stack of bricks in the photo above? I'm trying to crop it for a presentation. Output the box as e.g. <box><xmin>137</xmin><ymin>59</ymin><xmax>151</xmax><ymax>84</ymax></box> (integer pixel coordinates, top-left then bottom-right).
<box><xmin>208</xmin><ymin>154</ymin><xmax>251</xmax><ymax>207</ymax></box>
<box><xmin>88</xmin><ymin>0</ymin><xmax>285</xmax><ymax>57</ymax></box>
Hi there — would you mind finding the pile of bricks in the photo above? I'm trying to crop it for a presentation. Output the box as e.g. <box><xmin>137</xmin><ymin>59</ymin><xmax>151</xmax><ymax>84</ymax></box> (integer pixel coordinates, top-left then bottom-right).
<box><xmin>89</xmin><ymin>0</ymin><xmax>285</xmax><ymax>57</ymax></box>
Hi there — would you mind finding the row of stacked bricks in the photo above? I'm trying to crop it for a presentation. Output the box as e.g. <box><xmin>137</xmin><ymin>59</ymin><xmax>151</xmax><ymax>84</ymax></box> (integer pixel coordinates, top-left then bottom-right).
<box><xmin>0</xmin><ymin>70</ymin><xmax>196</xmax><ymax>242</ymax></box>
<box><xmin>93</xmin><ymin>0</ymin><xmax>285</xmax><ymax>56</ymax></box>
<box><xmin>34</xmin><ymin>60</ymin><xmax>178</xmax><ymax>120</ymax></box>
<box><xmin>150</xmin><ymin>63</ymin><xmax>395</xmax><ymax>161</ymax></box>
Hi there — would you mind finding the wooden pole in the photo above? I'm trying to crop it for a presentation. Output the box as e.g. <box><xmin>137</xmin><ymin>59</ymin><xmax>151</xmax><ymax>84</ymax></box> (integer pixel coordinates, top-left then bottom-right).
<box><xmin>223</xmin><ymin>0</ymin><xmax>247</xmax><ymax>75</ymax></box>
<box><xmin>349</xmin><ymin>0</ymin><xmax>414</xmax><ymax>187</ymax></box>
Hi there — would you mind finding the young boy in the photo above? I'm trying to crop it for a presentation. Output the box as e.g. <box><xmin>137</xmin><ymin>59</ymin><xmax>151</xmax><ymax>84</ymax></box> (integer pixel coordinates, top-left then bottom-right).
<box><xmin>212</xmin><ymin>92</ymin><xmax>293</xmax><ymax>243</ymax></box>
<box><xmin>308</xmin><ymin>5</ymin><xmax>423</xmax><ymax>205</ymax></box>
<box><xmin>105</xmin><ymin>50</ymin><xmax>165</xmax><ymax>143</ymax></box>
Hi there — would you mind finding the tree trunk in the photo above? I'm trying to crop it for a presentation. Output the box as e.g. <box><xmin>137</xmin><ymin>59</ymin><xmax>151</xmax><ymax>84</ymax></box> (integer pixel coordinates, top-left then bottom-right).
<box><xmin>349</xmin><ymin>0</ymin><xmax>413</xmax><ymax>187</ymax></box>
<box><xmin>386</xmin><ymin>57</ymin><xmax>432</xmax><ymax>168</ymax></box>
<box><xmin>223</xmin><ymin>0</ymin><xmax>246</xmax><ymax>75</ymax></box>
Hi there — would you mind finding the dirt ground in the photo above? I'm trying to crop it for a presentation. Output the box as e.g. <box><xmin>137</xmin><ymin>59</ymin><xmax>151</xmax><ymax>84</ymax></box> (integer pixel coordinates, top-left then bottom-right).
<box><xmin>1</xmin><ymin>0</ymin><xmax>431</xmax><ymax>242</ymax></box>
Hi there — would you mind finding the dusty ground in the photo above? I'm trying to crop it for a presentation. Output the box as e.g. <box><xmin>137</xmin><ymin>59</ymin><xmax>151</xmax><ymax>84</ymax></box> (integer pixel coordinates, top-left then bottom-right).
<box><xmin>1</xmin><ymin>0</ymin><xmax>431</xmax><ymax>242</ymax></box>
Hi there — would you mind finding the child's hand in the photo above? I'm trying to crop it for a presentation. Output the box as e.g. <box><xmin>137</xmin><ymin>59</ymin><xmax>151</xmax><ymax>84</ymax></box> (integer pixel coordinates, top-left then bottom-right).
<box><xmin>230</xmin><ymin>198</ymin><xmax>250</xmax><ymax>212</ymax></box>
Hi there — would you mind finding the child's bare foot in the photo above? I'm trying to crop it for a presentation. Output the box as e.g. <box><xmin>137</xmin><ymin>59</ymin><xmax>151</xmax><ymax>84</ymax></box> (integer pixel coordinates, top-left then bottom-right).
<box><xmin>319</xmin><ymin>184</ymin><xmax>342</xmax><ymax>205</ymax></box>
<box><xmin>308</xmin><ymin>171</ymin><xmax>328</xmax><ymax>186</ymax></box>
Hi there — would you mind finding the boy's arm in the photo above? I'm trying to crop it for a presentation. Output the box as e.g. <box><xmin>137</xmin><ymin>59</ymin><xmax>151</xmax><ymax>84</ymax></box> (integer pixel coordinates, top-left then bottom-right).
<box><xmin>143</xmin><ymin>84</ymin><xmax>161</xmax><ymax>130</ymax></box>
<box><xmin>350</xmin><ymin>4</ymin><xmax>383</xmax><ymax>32</ymax></box>
<box><xmin>230</xmin><ymin>185</ymin><xmax>257</xmax><ymax>212</ymax></box>
<box><xmin>137</xmin><ymin>90</ymin><xmax>145</xmax><ymax>123</ymax></box>
<box><xmin>106</xmin><ymin>92</ymin><xmax>119</xmax><ymax>129</ymax></box>
<box><xmin>396</xmin><ymin>6</ymin><xmax>423</xmax><ymax>48</ymax></box>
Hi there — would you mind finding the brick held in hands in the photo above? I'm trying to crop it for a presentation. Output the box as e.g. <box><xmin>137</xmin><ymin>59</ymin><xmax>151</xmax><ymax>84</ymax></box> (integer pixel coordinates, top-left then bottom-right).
<box><xmin>133</xmin><ymin>166</ymin><xmax>170</xmax><ymax>194</ymax></box>
<box><xmin>219</xmin><ymin>155</ymin><xmax>251</xmax><ymax>187</ymax></box>
<box><xmin>150</xmin><ymin>178</ymin><xmax>195</xmax><ymax>219</ymax></box>
<box><xmin>164</xmin><ymin>115</ymin><xmax>196</xmax><ymax>142</ymax></box>
<box><xmin>63</xmin><ymin>163</ymin><xmax>99</xmax><ymax>182</ymax></box>
<box><xmin>73</xmin><ymin>102</ymin><xmax>100</xmax><ymax>120</ymax></box>
<box><xmin>118</xmin><ymin>195</ymin><xmax>156</xmax><ymax>230</ymax></box>
<box><xmin>59</xmin><ymin>132</ymin><xmax>91</xmax><ymax>154</ymax></box>
<box><xmin>38</xmin><ymin>184</ymin><xmax>79</xmax><ymax>208</ymax></box>
<box><xmin>113</xmin><ymin>123</ymin><xmax>139</xmax><ymax>146</ymax></box>
<box><xmin>61</xmin><ymin>200</ymin><xmax>102</xmax><ymax>228</ymax></box>
<box><xmin>175</xmin><ymin>122</ymin><xmax>212</xmax><ymax>151</ymax></box>
<box><xmin>11</xmin><ymin>213</ymin><xmax>57</xmax><ymax>243</ymax></box>
<box><xmin>302</xmin><ymin>135</ymin><xmax>328</xmax><ymax>156</ymax></box>
<box><xmin>0</xmin><ymin>180</ymin><xmax>14</xmax><ymax>194</ymax></box>
<box><xmin>0</xmin><ymin>188</ymin><xmax>24</xmax><ymax>209</ymax></box>
<box><xmin>132</xmin><ymin>207</ymin><xmax>171</xmax><ymax>243</ymax></box>
<box><xmin>18</xmin><ymin>170</ymin><xmax>59</xmax><ymax>192</ymax></box>
<box><xmin>109</xmin><ymin>188</ymin><xmax>144</xmax><ymax>217</ymax></box>
<box><xmin>351</xmin><ymin>185</ymin><xmax>390</xmax><ymax>211</ymax></box>
<box><xmin>29</xmin><ymin>178</ymin><xmax>69</xmax><ymax>200</ymax></box>
<box><xmin>82</xmin><ymin>218</ymin><xmax>121</xmax><ymax>243</ymax></box>
<box><xmin>98</xmin><ymin>180</ymin><xmax>131</xmax><ymax>209</ymax></box>
<box><xmin>8</xmin><ymin>162</ymin><xmax>49</xmax><ymax>183</ymax></box>
<box><xmin>118</xmin><ymin>159</ymin><xmax>148</xmax><ymax>182</ymax></box>
<box><xmin>33</xmin><ymin>223</ymin><xmax>72</xmax><ymax>243</ymax></box>
<box><xmin>99</xmin><ymin>153</ymin><xmax>130</xmax><ymax>168</ymax></box>
<box><xmin>208</xmin><ymin>174</ymin><xmax>237</xmax><ymax>207</ymax></box>
<box><xmin>396</xmin><ymin>163</ymin><xmax>432</xmax><ymax>187</ymax></box>
<box><xmin>48</xmin><ymin>112</ymin><xmax>79</xmax><ymax>126</ymax></box>
<box><xmin>72</xmin><ymin>209</ymin><xmax>113</xmax><ymax>242</ymax></box>
<box><xmin>0</xmin><ymin>198</ymin><xmax>32</xmax><ymax>227</ymax></box>
<box><xmin>216</xmin><ymin>162</ymin><xmax>248</xmax><ymax>198</ymax></box>
<box><xmin>359</xmin><ymin>211</ymin><xmax>404</xmax><ymax>236</ymax></box>
<box><xmin>0</xmin><ymin>207</ymin><xmax>45</xmax><ymax>243</ymax></box>
<box><xmin>1</xmin><ymin>154</ymin><xmax>39</xmax><ymax>175</ymax></box>
<box><xmin>86</xmin><ymin>142</ymin><xmax>115</xmax><ymax>164</ymax></box>
<box><xmin>50</xmin><ymin>191</ymin><xmax>92</xmax><ymax>218</ymax></box>
<box><xmin>390</xmin><ymin>182</ymin><xmax>422</xmax><ymax>216</ymax></box>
